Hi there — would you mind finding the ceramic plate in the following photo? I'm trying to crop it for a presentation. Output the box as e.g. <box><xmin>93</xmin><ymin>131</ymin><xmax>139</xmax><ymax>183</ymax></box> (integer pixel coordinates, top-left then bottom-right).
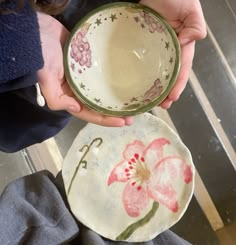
<box><xmin>62</xmin><ymin>113</ymin><xmax>194</xmax><ymax>242</ymax></box>
<box><xmin>64</xmin><ymin>3</ymin><xmax>180</xmax><ymax>116</ymax></box>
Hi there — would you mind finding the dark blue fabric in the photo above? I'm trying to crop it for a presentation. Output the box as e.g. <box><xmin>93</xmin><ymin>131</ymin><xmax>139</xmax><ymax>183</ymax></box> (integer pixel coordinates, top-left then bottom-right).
<box><xmin>0</xmin><ymin>0</ymin><xmax>70</xmax><ymax>153</ymax></box>
<box><xmin>0</xmin><ymin>0</ymin><xmax>139</xmax><ymax>153</ymax></box>
<box><xmin>0</xmin><ymin>72</ymin><xmax>38</xmax><ymax>93</ymax></box>
<box><xmin>0</xmin><ymin>86</ymin><xmax>71</xmax><ymax>153</ymax></box>
<box><xmin>0</xmin><ymin>0</ymin><xmax>43</xmax><ymax>92</ymax></box>
<box><xmin>56</xmin><ymin>0</ymin><xmax>139</xmax><ymax>31</ymax></box>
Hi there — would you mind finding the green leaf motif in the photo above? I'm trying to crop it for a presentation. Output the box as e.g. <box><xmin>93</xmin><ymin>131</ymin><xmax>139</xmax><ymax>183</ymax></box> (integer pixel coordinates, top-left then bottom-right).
<box><xmin>67</xmin><ymin>138</ymin><xmax>103</xmax><ymax>195</ymax></box>
<box><xmin>80</xmin><ymin>160</ymin><xmax>87</xmax><ymax>169</ymax></box>
<box><xmin>116</xmin><ymin>201</ymin><xmax>159</xmax><ymax>241</ymax></box>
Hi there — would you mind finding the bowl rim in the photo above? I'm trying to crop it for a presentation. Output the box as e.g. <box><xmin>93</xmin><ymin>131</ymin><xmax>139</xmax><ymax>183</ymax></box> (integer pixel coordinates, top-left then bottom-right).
<box><xmin>64</xmin><ymin>2</ymin><xmax>181</xmax><ymax>116</ymax></box>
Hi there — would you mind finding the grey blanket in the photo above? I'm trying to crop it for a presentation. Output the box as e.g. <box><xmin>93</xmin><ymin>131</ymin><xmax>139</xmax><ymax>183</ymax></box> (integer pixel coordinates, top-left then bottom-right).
<box><xmin>0</xmin><ymin>171</ymin><xmax>191</xmax><ymax>245</ymax></box>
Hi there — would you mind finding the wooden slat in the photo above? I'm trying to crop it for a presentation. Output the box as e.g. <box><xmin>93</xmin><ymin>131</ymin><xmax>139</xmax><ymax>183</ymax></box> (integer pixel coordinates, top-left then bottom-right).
<box><xmin>27</xmin><ymin>138</ymin><xmax>63</xmax><ymax>176</ymax></box>
<box><xmin>206</xmin><ymin>24</ymin><xmax>236</xmax><ymax>89</ymax></box>
<box><xmin>190</xmin><ymin>70</ymin><xmax>236</xmax><ymax>170</ymax></box>
<box><xmin>152</xmin><ymin>107</ymin><xmax>224</xmax><ymax>231</ymax></box>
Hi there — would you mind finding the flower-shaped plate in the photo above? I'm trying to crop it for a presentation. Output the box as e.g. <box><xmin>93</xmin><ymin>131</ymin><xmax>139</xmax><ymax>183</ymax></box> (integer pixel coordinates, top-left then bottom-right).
<box><xmin>64</xmin><ymin>3</ymin><xmax>180</xmax><ymax>116</ymax></box>
<box><xmin>62</xmin><ymin>113</ymin><xmax>195</xmax><ymax>242</ymax></box>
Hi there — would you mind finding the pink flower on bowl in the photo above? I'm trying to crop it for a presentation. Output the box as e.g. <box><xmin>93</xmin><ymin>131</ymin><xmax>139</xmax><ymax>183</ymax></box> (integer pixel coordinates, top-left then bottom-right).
<box><xmin>70</xmin><ymin>29</ymin><xmax>92</xmax><ymax>68</ymax></box>
<box><xmin>143</xmin><ymin>79</ymin><xmax>163</xmax><ymax>103</ymax></box>
<box><xmin>108</xmin><ymin>138</ymin><xmax>193</xmax><ymax>217</ymax></box>
<box><xmin>140</xmin><ymin>11</ymin><xmax>165</xmax><ymax>33</ymax></box>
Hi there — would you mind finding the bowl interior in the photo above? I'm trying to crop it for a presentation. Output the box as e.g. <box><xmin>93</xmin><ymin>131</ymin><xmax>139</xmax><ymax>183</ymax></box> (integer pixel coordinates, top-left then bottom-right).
<box><xmin>65</xmin><ymin>3</ymin><xmax>180</xmax><ymax>115</ymax></box>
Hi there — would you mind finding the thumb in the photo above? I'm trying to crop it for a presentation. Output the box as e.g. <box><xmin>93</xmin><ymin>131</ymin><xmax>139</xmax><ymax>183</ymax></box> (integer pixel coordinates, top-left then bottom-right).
<box><xmin>38</xmin><ymin>71</ymin><xmax>81</xmax><ymax>113</ymax></box>
<box><xmin>54</xmin><ymin>93</ymin><xmax>81</xmax><ymax>113</ymax></box>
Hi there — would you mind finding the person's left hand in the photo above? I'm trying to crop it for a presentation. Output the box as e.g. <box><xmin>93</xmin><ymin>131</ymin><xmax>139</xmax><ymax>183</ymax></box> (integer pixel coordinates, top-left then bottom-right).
<box><xmin>140</xmin><ymin>0</ymin><xmax>207</xmax><ymax>109</ymax></box>
<box><xmin>37</xmin><ymin>12</ymin><xmax>132</xmax><ymax>127</ymax></box>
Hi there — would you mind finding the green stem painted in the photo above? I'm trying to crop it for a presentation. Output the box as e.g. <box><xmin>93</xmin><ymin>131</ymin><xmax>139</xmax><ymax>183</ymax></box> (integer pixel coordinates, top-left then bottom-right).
<box><xmin>67</xmin><ymin>137</ymin><xmax>103</xmax><ymax>195</ymax></box>
<box><xmin>116</xmin><ymin>201</ymin><xmax>159</xmax><ymax>241</ymax></box>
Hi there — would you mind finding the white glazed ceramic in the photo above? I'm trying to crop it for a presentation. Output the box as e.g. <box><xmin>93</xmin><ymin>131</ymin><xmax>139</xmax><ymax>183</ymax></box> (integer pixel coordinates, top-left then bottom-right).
<box><xmin>64</xmin><ymin>3</ymin><xmax>180</xmax><ymax>116</ymax></box>
<box><xmin>62</xmin><ymin>113</ymin><xmax>195</xmax><ymax>242</ymax></box>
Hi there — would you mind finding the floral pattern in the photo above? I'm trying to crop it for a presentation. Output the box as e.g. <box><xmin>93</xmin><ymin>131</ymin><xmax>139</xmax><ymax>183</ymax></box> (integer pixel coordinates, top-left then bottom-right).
<box><xmin>139</xmin><ymin>11</ymin><xmax>165</xmax><ymax>33</ymax></box>
<box><xmin>78</xmin><ymin>78</ymin><xmax>164</xmax><ymax>108</ymax></box>
<box><xmin>70</xmin><ymin>29</ymin><xmax>92</xmax><ymax>68</ymax></box>
<box><xmin>143</xmin><ymin>79</ymin><xmax>163</xmax><ymax>103</ymax></box>
<box><xmin>108</xmin><ymin>139</ymin><xmax>193</xmax><ymax>217</ymax></box>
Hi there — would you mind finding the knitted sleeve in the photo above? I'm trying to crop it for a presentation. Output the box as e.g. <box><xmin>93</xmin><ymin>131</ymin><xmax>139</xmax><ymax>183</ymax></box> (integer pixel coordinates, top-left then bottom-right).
<box><xmin>0</xmin><ymin>0</ymin><xmax>44</xmax><ymax>92</ymax></box>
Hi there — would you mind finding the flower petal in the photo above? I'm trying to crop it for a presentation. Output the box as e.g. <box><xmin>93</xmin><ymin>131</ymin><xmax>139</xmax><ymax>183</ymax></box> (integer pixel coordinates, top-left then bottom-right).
<box><xmin>142</xmin><ymin>138</ymin><xmax>170</xmax><ymax>169</ymax></box>
<box><xmin>147</xmin><ymin>178</ymin><xmax>178</xmax><ymax>212</ymax></box>
<box><xmin>123</xmin><ymin>140</ymin><xmax>145</xmax><ymax>160</ymax></box>
<box><xmin>122</xmin><ymin>182</ymin><xmax>149</xmax><ymax>217</ymax></box>
<box><xmin>146</xmin><ymin>156</ymin><xmax>193</xmax><ymax>212</ymax></box>
<box><xmin>154</xmin><ymin>156</ymin><xmax>193</xmax><ymax>184</ymax></box>
<box><xmin>107</xmin><ymin>160</ymin><xmax>130</xmax><ymax>186</ymax></box>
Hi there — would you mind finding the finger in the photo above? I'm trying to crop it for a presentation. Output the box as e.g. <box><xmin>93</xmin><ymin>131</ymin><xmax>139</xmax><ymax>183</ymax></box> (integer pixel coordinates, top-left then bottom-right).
<box><xmin>178</xmin><ymin>26</ymin><xmax>206</xmax><ymax>46</ymax></box>
<box><xmin>57</xmin><ymin>93</ymin><xmax>81</xmax><ymax>113</ymax></box>
<box><xmin>70</xmin><ymin>106</ymin><xmax>133</xmax><ymax>127</ymax></box>
<box><xmin>168</xmin><ymin>41</ymin><xmax>195</xmax><ymax>102</ymax></box>
<box><xmin>38</xmin><ymin>72</ymin><xmax>81</xmax><ymax>113</ymax></box>
<box><xmin>125</xmin><ymin>117</ymin><xmax>133</xmax><ymax>126</ymax></box>
<box><xmin>159</xmin><ymin>98</ymin><xmax>173</xmax><ymax>109</ymax></box>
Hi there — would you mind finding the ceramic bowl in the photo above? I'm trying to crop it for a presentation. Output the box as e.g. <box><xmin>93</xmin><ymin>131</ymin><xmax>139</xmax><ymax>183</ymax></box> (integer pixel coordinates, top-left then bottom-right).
<box><xmin>64</xmin><ymin>3</ymin><xmax>180</xmax><ymax>116</ymax></box>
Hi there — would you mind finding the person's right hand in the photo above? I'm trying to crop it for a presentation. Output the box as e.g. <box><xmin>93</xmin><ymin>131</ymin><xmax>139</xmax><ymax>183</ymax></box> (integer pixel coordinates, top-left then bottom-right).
<box><xmin>37</xmin><ymin>12</ymin><xmax>133</xmax><ymax>127</ymax></box>
<box><xmin>140</xmin><ymin>0</ymin><xmax>206</xmax><ymax>109</ymax></box>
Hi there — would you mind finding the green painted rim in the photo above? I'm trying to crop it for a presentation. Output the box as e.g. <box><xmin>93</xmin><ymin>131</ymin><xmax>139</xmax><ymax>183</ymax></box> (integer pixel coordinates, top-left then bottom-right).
<box><xmin>64</xmin><ymin>2</ymin><xmax>181</xmax><ymax>116</ymax></box>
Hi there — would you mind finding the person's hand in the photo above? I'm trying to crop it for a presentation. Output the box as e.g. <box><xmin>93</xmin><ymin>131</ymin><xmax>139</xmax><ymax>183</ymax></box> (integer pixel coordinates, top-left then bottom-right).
<box><xmin>140</xmin><ymin>0</ymin><xmax>207</xmax><ymax>109</ymax></box>
<box><xmin>37</xmin><ymin>12</ymin><xmax>132</xmax><ymax>127</ymax></box>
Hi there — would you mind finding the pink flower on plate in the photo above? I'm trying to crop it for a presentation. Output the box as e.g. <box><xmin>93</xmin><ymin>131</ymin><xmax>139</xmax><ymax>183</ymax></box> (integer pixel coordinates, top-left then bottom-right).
<box><xmin>108</xmin><ymin>139</ymin><xmax>193</xmax><ymax>217</ymax></box>
<box><xmin>143</xmin><ymin>79</ymin><xmax>163</xmax><ymax>103</ymax></box>
<box><xmin>70</xmin><ymin>29</ymin><xmax>92</xmax><ymax>68</ymax></box>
